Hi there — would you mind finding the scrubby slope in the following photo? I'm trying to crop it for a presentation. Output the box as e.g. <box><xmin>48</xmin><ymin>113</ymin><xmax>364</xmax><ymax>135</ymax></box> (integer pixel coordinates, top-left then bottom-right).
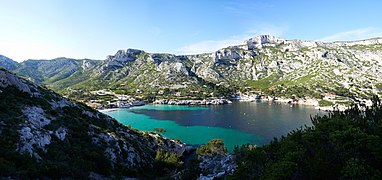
<box><xmin>0</xmin><ymin>68</ymin><xmax>184</xmax><ymax>178</ymax></box>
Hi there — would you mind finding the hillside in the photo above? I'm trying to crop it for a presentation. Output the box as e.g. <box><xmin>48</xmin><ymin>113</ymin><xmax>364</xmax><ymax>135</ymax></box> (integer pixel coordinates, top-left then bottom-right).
<box><xmin>0</xmin><ymin>68</ymin><xmax>186</xmax><ymax>178</ymax></box>
<box><xmin>0</xmin><ymin>55</ymin><xmax>18</xmax><ymax>70</ymax></box>
<box><xmin>1</xmin><ymin>35</ymin><xmax>382</xmax><ymax>103</ymax></box>
<box><xmin>15</xmin><ymin>57</ymin><xmax>102</xmax><ymax>90</ymax></box>
<box><xmin>1</xmin><ymin>67</ymin><xmax>382</xmax><ymax>179</ymax></box>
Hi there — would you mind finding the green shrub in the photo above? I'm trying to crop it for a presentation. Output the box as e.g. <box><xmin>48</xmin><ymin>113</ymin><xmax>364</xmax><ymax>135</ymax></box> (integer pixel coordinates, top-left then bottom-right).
<box><xmin>376</xmin><ymin>83</ymin><xmax>382</xmax><ymax>91</ymax></box>
<box><xmin>319</xmin><ymin>99</ymin><xmax>334</xmax><ymax>107</ymax></box>
<box><xmin>154</xmin><ymin>128</ymin><xmax>166</xmax><ymax>133</ymax></box>
<box><xmin>153</xmin><ymin>149</ymin><xmax>183</xmax><ymax>177</ymax></box>
<box><xmin>196</xmin><ymin>139</ymin><xmax>227</xmax><ymax>156</ymax></box>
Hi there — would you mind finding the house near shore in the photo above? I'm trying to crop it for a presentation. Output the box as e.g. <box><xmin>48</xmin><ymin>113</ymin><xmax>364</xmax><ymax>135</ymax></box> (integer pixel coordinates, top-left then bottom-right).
<box><xmin>86</xmin><ymin>102</ymin><xmax>102</xmax><ymax>109</ymax></box>
<box><xmin>323</xmin><ymin>93</ymin><xmax>337</xmax><ymax>100</ymax></box>
<box><xmin>117</xmin><ymin>101</ymin><xmax>130</xmax><ymax>108</ymax></box>
<box><xmin>158</xmin><ymin>90</ymin><xmax>165</xmax><ymax>95</ymax></box>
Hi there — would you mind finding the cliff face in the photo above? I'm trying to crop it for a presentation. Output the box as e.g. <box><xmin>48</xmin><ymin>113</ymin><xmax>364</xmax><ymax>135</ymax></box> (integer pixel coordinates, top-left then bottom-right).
<box><xmin>1</xmin><ymin>35</ymin><xmax>382</xmax><ymax>99</ymax></box>
<box><xmin>188</xmin><ymin>36</ymin><xmax>382</xmax><ymax>97</ymax></box>
<box><xmin>0</xmin><ymin>69</ymin><xmax>185</xmax><ymax>178</ymax></box>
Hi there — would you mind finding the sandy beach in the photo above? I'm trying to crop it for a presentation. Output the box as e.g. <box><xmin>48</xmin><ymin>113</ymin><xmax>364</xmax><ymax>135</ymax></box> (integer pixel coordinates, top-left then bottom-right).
<box><xmin>98</xmin><ymin>108</ymin><xmax>121</xmax><ymax>113</ymax></box>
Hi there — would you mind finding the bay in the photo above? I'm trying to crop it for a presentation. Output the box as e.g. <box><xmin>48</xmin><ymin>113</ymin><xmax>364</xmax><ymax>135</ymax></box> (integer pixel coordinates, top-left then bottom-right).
<box><xmin>104</xmin><ymin>101</ymin><xmax>326</xmax><ymax>151</ymax></box>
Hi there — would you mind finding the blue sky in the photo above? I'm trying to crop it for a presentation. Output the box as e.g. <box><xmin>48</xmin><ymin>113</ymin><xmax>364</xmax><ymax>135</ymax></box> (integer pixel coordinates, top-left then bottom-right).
<box><xmin>1</xmin><ymin>0</ymin><xmax>382</xmax><ymax>61</ymax></box>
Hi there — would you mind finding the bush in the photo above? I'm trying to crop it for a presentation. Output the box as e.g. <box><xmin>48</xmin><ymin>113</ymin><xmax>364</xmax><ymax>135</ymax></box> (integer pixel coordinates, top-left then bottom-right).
<box><xmin>114</xmin><ymin>89</ymin><xmax>126</xmax><ymax>94</ymax></box>
<box><xmin>153</xmin><ymin>149</ymin><xmax>183</xmax><ymax>177</ymax></box>
<box><xmin>376</xmin><ymin>83</ymin><xmax>382</xmax><ymax>91</ymax></box>
<box><xmin>153</xmin><ymin>128</ymin><xmax>166</xmax><ymax>133</ymax></box>
<box><xmin>319</xmin><ymin>99</ymin><xmax>334</xmax><ymax>107</ymax></box>
<box><xmin>196</xmin><ymin>139</ymin><xmax>227</xmax><ymax>156</ymax></box>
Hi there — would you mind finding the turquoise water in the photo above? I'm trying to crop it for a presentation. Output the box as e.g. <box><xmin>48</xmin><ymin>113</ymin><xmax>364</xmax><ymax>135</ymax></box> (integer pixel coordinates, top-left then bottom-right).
<box><xmin>105</xmin><ymin>102</ymin><xmax>325</xmax><ymax>151</ymax></box>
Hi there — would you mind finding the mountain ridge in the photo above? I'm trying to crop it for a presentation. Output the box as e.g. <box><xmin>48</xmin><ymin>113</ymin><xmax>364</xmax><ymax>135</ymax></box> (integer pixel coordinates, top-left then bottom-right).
<box><xmin>1</xmin><ymin>35</ymin><xmax>382</xmax><ymax>105</ymax></box>
<box><xmin>6</xmin><ymin>35</ymin><xmax>382</xmax><ymax>62</ymax></box>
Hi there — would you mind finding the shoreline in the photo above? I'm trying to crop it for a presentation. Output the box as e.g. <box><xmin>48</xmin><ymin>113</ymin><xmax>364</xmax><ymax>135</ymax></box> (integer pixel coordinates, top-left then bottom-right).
<box><xmin>153</xmin><ymin>99</ymin><xmax>233</xmax><ymax>105</ymax></box>
<box><xmin>98</xmin><ymin>108</ymin><xmax>121</xmax><ymax>112</ymax></box>
<box><xmin>238</xmin><ymin>96</ymin><xmax>352</xmax><ymax>112</ymax></box>
<box><xmin>96</xmin><ymin>97</ymin><xmax>352</xmax><ymax>112</ymax></box>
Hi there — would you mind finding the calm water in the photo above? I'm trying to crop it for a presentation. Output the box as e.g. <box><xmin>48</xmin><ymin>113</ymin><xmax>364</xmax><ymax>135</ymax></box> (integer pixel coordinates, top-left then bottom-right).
<box><xmin>104</xmin><ymin>101</ymin><xmax>326</xmax><ymax>151</ymax></box>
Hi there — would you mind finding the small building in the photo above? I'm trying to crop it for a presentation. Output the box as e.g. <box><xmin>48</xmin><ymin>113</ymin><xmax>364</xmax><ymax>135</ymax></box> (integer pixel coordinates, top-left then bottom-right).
<box><xmin>365</xmin><ymin>100</ymin><xmax>373</xmax><ymax>107</ymax></box>
<box><xmin>108</xmin><ymin>102</ymin><xmax>118</xmax><ymax>108</ymax></box>
<box><xmin>136</xmin><ymin>89</ymin><xmax>143</xmax><ymax>93</ymax></box>
<box><xmin>169</xmin><ymin>88</ymin><xmax>176</xmax><ymax>93</ymax></box>
<box><xmin>117</xmin><ymin>95</ymin><xmax>129</xmax><ymax>101</ymax></box>
<box><xmin>158</xmin><ymin>90</ymin><xmax>165</xmax><ymax>95</ymax></box>
<box><xmin>86</xmin><ymin>102</ymin><xmax>102</xmax><ymax>109</ymax></box>
<box><xmin>117</xmin><ymin>101</ymin><xmax>130</xmax><ymax>108</ymax></box>
<box><xmin>323</xmin><ymin>93</ymin><xmax>336</xmax><ymax>100</ymax></box>
<box><xmin>190</xmin><ymin>91</ymin><xmax>199</xmax><ymax>94</ymax></box>
<box><xmin>96</xmin><ymin>91</ymin><xmax>106</xmax><ymax>96</ymax></box>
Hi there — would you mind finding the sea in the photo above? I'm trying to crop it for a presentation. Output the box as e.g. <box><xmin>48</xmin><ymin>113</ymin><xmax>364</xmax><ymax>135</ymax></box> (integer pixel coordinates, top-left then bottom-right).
<box><xmin>104</xmin><ymin>101</ymin><xmax>327</xmax><ymax>151</ymax></box>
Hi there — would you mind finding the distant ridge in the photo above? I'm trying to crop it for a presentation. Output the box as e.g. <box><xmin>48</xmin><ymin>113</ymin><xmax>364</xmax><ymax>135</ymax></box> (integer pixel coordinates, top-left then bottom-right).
<box><xmin>1</xmin><ymin>35</ymin><xmax>382</xmax><ymax>102</ymax></box>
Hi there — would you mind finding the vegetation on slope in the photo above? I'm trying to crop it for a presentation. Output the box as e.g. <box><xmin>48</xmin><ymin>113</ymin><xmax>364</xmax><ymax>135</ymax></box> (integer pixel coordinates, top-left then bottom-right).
<box><xmin>0</xmin><ymin>69</ymin><xmax>186</xmax><ymax>179</ymax></box>
<box><xmin>318</xmin><ymin>99</ymin><xmax>334</xmax><ymax>107</ymax></box>
<box><xmin>0</xmin><ymin>86</ymin><xmax>144</xmax><ymax>178</ymax></box>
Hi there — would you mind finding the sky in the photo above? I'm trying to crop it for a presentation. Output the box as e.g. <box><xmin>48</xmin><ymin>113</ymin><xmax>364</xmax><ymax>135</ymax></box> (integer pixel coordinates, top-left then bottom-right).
<box><xmin>1</xmin><ymin>0</ymin><xmax>382</xmax><ymax>62</ymax></box>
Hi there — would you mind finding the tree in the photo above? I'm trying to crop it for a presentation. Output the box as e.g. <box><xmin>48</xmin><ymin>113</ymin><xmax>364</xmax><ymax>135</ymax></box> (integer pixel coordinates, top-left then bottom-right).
<box><xmin>153</xmin><ymin>149</ymin><xmax>183</xmax><ymax>177</ymax></box>
<box><xmin>196</xmin><ymin>139</ymin><xmax>227</xmax><ymax>156</ymax></box>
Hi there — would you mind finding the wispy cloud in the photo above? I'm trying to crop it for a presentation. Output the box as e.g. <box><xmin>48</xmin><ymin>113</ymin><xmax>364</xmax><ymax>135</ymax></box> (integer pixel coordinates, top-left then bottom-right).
<box><xmin>317</xmin><ymin>27</ymin><xmax>382</xmax><ymax>42</ymax></box>
<box><xmin>174</xmin><ymin>24</ymin><xmax>288</xmax><ymax>55</ymax></box>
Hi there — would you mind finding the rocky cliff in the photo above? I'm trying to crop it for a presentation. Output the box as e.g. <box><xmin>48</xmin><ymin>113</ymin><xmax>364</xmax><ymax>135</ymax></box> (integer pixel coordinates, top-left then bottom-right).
<box><xmin>0</xmin><ymin>68</ymin><xmax>186</xmax><ymax>178</ymax></box>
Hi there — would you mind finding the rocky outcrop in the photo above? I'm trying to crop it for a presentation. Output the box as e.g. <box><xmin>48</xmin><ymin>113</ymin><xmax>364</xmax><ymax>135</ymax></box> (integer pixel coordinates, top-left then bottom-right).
<box><xmin>198</xmin><ymin>155</ymin><xmax>237</xmax><ymax>180</ymax></box>
<box><xmin>106</xmin><ymin>49</ymin><xmax>144</xmax><ymax>62</ymax></box>
<box><xmin>0</xmin><ymin>69</ymin><xmax>36</xmax><ymax>94</ymax></box>
<box><xmin>244</xmin><ymin>35</ymin><xmax>285</xmax><ymax>49</ymax></box>
<box><xmin>0</xmin><ymin>69</ymin><xmax>189</xmax><ymax>178</ymax></box>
